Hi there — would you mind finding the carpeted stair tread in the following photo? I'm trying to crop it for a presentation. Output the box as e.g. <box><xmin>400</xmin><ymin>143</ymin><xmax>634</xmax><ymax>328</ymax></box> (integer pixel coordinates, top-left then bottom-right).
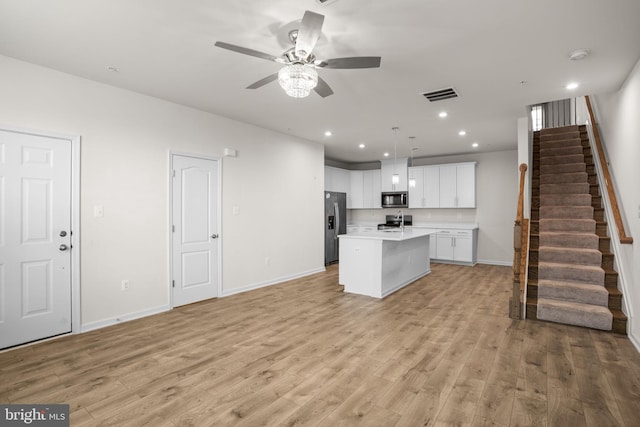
<box><xmin>539</xmin><ymin>231</ymin><xmax>600</xmax><ymax>249</ymax></box>
<box><xmin>540</xmin><ymin>163</ymin><xmax>586</xmax><ymax>175</ymax></box>
<box><xmin>537</xmin><ymin>298</ymin><xmax>612</xmax><ymax>331</ymax></box>
<box><xmin>540</xmin><ymin>193</ymin><xmax>592</xmax><ymax>206</ymax></box>
<box><xmin>539</xmin><ymin>154</ymin><xmax>585</xmax><ymax>165</ymax></box>
<box><xmin>538</xmin><ymin>246</ymin><xmax>602</xmax><ymax>266</ymax></box>
<box><xmin>539</xmin><ymin>172</ymin><xmax>588</xmax><ymax>184</ymax></box>
<box><xmin>537</xmin><ymin>279</ymin><xmax>609</xmax><ymax>306</ymax></box>
<box><xmin>539</xmin><ymin>205</ymin><xmax>593</xmax><ymax>219</ymax></box>
<box><xmin>539</xmin><ymin>145</ymin><xmax>584</xmax><ymax>157</ymax></box>
<box><xmin>538</xmin><ymin>261</ymin><xmax>604</xmax><ymax>285</ymax></box>
<box><xmin>539</xmin><ymin>218</ymin><xmax>595</xmax><ymax>233</ymax></box>
<box><xmin>540</xmin><ymin>182</ymin><xmax>589</xmax><ymax>194</ymax></box>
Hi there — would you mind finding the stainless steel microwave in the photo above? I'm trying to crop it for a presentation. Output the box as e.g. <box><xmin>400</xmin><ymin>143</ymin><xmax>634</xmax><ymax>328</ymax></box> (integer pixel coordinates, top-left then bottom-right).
<box><xmin>381</xmin><ymin>191</ymin><xmax>408</xmax><ymax>208</ymax></box>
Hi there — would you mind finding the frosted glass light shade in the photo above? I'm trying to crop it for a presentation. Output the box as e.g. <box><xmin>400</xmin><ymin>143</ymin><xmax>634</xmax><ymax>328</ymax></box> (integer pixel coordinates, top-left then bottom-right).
<box><xmin>392</xmin><ymin>174</ymin><xmax>400</xmax><ymax>185</ymax></box>
<box><xmin>278</xmin><ymin>64</ymin><xmax>318</xmax><ymax>98</ymax></box>
<box><xmin>409</xmin><ymin>178</ymin><xmax>416</xmax><ymax>188</ymax></box>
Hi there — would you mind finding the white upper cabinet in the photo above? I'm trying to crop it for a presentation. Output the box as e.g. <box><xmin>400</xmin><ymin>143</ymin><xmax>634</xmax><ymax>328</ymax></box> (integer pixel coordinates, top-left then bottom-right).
<box><xmin>380</xmin><ymin>158</ymin><xmax>408</xmax><ymax>192</ymax></box>
<box><xmin>349</xmin><ymin>169</ymin><xmax>381</xmax><ymax>209</ymax></box>
<box><xmin>349</xmin><ymin>170</ymin><xmax>364</xmax><ymax>209</ymax></box>
<box><xmin>362</xmin><ymin>169</ymin><xmax>381</xmax><ymax>208</ymax></box>
<box><xmin>324</xmin><ymin>166</ymin><xmax>350</xmax><ymax>194</ymax></box>
<box><xmin>408</xmin><ymin>162</ymin><xmax>476</xmax><ymax>208</ymax></box>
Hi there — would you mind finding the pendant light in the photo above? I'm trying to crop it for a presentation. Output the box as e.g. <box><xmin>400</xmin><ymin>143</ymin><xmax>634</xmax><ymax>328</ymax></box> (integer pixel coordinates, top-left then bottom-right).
<box><xmin>391</xmin><ymin>127</ymin><xmax>400</xmax><ymax>187</ymax></box>
<box><xmin>408</xmin><ymin>137</ymin><xmax>417</xmax><ymax>188</ymax></box>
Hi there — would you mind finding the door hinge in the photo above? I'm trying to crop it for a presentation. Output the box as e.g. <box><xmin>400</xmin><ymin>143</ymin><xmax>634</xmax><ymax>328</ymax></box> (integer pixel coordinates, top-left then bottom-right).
<box><xmin>172</xmin><ymin>280</ymin><xmax>175</xmax><ymax>288</ymax></box>
<box><xmin>172</xmin><ymin>169</ymin><xmax>176</xmax><ymax>178</ymax></box>
<box><xmin>172</xmin><ymin>225</ymin><xmax>175</xmax><ymax>232</ymax></box>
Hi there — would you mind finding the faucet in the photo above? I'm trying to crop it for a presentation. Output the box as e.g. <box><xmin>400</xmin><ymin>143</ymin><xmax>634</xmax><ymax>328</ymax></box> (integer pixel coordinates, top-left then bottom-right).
<box><xmin>395</xmin><ymin>210</ymin><xmax>404</xmax><ymax>232</ymax></box>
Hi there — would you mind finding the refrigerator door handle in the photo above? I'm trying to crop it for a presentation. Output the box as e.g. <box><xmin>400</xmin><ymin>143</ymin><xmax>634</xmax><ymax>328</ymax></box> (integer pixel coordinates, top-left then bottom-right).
<box><xmin>334</xmin><ymin>202</ymin><xmax>340</xmax><ymax>240</ymax></box>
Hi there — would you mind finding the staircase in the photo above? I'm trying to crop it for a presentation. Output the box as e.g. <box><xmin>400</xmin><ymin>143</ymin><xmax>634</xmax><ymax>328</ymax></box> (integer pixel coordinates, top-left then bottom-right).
<box><xmin>526</xmin><ymin>125</ymin><xmax>627</xmax><ymax>333</ymax></box>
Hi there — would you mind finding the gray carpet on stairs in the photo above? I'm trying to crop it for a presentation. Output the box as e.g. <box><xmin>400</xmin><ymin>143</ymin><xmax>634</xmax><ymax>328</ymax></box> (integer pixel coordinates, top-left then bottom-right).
<box><xmin>536</xmin><ymin>126</ymin><xmax>612</xmax><ymax>331</ymax></box>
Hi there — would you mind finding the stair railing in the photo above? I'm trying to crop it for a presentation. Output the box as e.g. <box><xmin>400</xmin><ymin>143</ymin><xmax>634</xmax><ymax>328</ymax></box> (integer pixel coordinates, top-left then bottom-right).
<box><xmin>585</xmin><ymin>96</ymin><xmax>633</xmax><ymax>245</ymax></box>
<box><xmin>511</xmin><ymin>163</ymin><xmax>529</xmax><ymax>320</ymax></box>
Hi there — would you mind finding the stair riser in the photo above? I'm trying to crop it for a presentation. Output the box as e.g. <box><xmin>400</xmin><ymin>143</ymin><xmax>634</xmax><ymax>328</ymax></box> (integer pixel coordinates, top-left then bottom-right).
<box><xmin>540</xmin><ymin>138</ymin><xmax>582</xmax><ymax>150</ymax></box>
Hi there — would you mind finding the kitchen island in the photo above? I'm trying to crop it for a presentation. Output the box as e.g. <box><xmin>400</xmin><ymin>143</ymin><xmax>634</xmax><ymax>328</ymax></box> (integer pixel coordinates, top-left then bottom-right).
<box><xmin>338</xmin><ymin>228</ymin><xmax>438</xmax><ymax>298</ymax></box>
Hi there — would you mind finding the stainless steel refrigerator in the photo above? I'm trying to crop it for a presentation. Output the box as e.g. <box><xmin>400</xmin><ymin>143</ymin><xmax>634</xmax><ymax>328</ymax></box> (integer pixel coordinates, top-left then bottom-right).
<box><xmin>324</xmin><ymin>191</ymin><xmax>346</xmax><ymax>265</ymax></box>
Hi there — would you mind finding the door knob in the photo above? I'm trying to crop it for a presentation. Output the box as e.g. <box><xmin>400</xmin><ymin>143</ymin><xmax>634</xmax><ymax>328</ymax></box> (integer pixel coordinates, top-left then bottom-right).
<box><xmin>210</xmin><ymin>234</ymin><xmax>219</xmax><ymax>239</ymax></box>
<box><xmin>59</xmin><ymin>244</ymin><xmax>69</xmax><ymax>251</ymax></box>
<box><xmin>59</xmin><ymin>230</ymin><xmax>68</xmax><ymax>237</ymax></box>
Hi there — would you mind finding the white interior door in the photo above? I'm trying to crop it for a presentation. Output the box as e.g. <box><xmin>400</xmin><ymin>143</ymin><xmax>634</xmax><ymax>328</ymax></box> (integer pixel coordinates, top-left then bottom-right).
<box><xmin>171</xmin><ymin>154</ymin><xmax>219</xmax><ymax>307</ymax></box>
<box><xmin>0</xmin><ymin>129</ymin><xmax>72</xmax><ymax>349</ymax></box>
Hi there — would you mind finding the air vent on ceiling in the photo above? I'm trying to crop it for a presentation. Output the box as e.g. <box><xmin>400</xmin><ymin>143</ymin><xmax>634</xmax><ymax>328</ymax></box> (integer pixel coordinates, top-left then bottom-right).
<box><xmin>316</xmin><ymin>0</ymin><xmax>340</xmax><ymax>5</ymax></box>
<box><xmin>421</xmin><ymin>87</ymin><xmax>459</xmax><ymax>102</ymax></box>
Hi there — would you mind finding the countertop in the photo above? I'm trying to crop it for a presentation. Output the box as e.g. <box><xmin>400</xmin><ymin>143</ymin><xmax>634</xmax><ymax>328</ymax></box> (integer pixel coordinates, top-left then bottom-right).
<box><xmin>348</xmin><ymin>222</ymin><xmax>478</xmax><ymax>230</ymax></box>
<box><xmin>339</xmin><ymin>228</ymin><xmax>438</xmax><ymax>242</ymax></box>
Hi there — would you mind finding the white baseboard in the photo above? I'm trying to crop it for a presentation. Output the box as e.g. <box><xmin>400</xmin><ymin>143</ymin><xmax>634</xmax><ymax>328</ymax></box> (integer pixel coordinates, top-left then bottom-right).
<box><xmin>629</xmin><ymin>329</ymin><xmax>640</xmax><ymax>354</ymax></box>
<box><xmin>80</xmin><ymin>304</ymin><xmax>171</xmax><ymax>333</ymax></box>
<box><xmin>477</xmin><ymin>259</ymin><xmax>512</xmax><ymax>266</ymax></box>
<box><xmin>221</xmin><ymin>267</ymin><xmax>326</xmax><ymax>297</ymax></box>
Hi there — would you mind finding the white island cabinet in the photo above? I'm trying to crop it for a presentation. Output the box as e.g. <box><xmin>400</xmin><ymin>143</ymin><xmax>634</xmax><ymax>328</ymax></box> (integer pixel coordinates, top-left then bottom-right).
<box><xmin>338</xmin><ymin>229</ymin><xmax>437</xmax><ymax>298</ymax></box>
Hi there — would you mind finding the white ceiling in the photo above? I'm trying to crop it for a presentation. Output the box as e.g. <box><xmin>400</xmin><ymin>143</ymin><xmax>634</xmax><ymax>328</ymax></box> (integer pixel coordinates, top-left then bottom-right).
<box><xmin>1</xmin><ymin>0</ymin><xmax>639</xmax><ymax>163</ymax></box>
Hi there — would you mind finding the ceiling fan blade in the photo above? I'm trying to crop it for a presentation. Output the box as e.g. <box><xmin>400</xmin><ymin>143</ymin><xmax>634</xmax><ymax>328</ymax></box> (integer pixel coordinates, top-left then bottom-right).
<box><xmin>295</xmin><ymin>11</ymin><xmax>324</xmax><ymax>59</ymax></box>
<box><xmin>314</xmin><ymin>76</ymin><xmax>334</xmax><ymax>98</ymax></box>
<box><xmin>246</xmin><ymin>73</ymin><xmax>279</xmax><ymax>89</ymax></box>
<box><xmin>319</xmin><ymin>57</ymin><xmax>382</xmax><ymax>69</ymax></box>
<box><xmin>214</xmin><ymin>41</ymin><xmax>283</xmax><ymax>63</ymax></box>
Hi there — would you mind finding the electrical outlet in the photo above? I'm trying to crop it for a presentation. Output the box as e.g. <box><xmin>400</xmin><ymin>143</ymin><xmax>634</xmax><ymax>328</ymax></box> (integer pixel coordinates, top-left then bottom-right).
<box><xmin>121</xmin><ymin>279</ymin><xmax>130</xmax><ymax>291</ymax></box>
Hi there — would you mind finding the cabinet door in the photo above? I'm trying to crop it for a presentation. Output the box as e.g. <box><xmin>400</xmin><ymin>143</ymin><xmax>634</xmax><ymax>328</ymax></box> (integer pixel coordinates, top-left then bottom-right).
<box><xmin>452</xmin><ymin>235</ymin><xmax>473</xmax><ymax>262</ymax></box>
<box><xmin>436</xmin><ymin>233</ymin><xmax>454</xmax><ymax>260</ymax></box>
<box><xmin>335</xmin><ymin>168</ymin><xmax>350</xmax><ymax>194</ymax></box>
<box><xmin>362</xmin><ymin>169</ymin><xmax>381</xmax><ymax>208</ymax></box>
<box><xmin>456</xmin><ymin>163</ymin><xmax>476</xmax><ymax>208</ymax></box>
<box><xmin>349</xmin><ymin>170</ymin><xmax>364</xmax><ymax>209</ymax></box>
<box><xmin>424</xmin><ymin>166</ymin><xmax>440</xmax><ymax>208</ymax></box>
<box><xmin>439</xmin><ymin>165</ymin><xmax>457</xmax><ymax>208</ymax></box>
<box><xmin>380</xmin><ymin>158</ymin><xmax>408</xmax><ymax>192</ymax></box>
<box><xmin>408</xmin><ymin>167</ymin><xmax>424</xmax><ymax>208</ymax></box>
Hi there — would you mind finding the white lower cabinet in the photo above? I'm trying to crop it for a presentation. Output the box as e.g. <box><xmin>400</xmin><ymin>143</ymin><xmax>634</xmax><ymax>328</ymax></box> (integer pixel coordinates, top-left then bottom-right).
<box><xmin>435</xmin><ymin>229</ymin><xmax>476</xmax><ymax>264</ymax></box>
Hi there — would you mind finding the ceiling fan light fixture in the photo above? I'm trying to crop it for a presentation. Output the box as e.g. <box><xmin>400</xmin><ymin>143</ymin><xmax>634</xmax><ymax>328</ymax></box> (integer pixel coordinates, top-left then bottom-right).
<box><xmin>278</xmin><ymin>64</ymin><xmax>318</xmax><ymax>98</ymax></box>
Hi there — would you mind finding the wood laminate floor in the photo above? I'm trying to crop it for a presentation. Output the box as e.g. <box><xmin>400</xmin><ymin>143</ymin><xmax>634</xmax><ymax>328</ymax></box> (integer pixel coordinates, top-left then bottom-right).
<box><xmin>2</xmin><ymin>263</ymin><xmax>640</xmax><ymax>426</ymax></box>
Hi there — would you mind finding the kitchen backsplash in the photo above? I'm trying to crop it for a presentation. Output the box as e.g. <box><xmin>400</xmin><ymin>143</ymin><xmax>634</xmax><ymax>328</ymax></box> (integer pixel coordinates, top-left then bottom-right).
<box><xmin>348</xmin><ymin>208</ymin><xmax>477</xmax><ymax>225</ymax></box>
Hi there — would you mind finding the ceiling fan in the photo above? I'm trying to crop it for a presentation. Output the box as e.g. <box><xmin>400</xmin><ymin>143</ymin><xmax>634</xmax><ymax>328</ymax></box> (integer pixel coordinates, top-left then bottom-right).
<box><xmin>214</xmin><ymin>10</ymin><xmax>381</xmax><ymax>98</ymax></box>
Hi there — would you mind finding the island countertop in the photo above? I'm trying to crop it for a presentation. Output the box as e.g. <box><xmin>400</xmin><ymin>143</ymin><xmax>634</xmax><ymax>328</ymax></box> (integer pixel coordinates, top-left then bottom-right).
<box><xmin>339</xmin><ymin>228</ymin><xmax>439</xmax><ymax>242</ymax></box>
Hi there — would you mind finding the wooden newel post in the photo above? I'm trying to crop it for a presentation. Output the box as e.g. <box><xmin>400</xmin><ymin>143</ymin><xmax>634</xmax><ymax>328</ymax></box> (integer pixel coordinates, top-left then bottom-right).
<box><xmin>511</xmin><ymin>163</ymin><xmax>528</xmax><ymax>320</ymax></box>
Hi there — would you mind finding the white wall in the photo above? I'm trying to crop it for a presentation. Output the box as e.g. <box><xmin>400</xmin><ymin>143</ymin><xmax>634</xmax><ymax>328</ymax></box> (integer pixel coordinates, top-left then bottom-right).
<box><xmin>593</xmin><ymin>57</ymin><xmax>640</xmax><ymax>348</ymax></box>
<box><xmin>0</xmin><ymin>55</ymin><xmax>325</xmax><ymax>328</ymax></box>
<box><xmin>349</xmin><ymin>150</ymin><xmax>519</xmax><ymax>265</ymax></box>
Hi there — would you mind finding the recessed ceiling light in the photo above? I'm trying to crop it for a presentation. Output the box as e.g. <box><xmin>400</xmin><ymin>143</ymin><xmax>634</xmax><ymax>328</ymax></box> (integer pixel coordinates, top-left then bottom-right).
<box><xmin>472</xmin><ymin>142</ymin><xmax>479</xmax><ymax>148</ymax></box>
<box><xmin>459</xmin><ymin>130</ymin><xmax>467</xmax><ymax>136</ymax></box>
<box><xmin>569</xmin><ymin>49</ymin><xmax>590</xmax><ymax>61</ymax></box>
<box><xmin>439</xmin><ymin>111</ymin><xmax>448</xmax><ymax>118</ymax></box>
<box><xmin>107</xmin><ymin>66</ymin><xmax>119</xmax><ymax>72</ymax></box>
<box><xmin>383</xmin><ymin>152</ymin><xmax>389</xmax><ymax>157</ymax></box>
<box><xmin>358</xmin><ymin>143</ymin><xmax>365</xmax><ymax>149</ymax></box>
<box><xmin>566</xmin><ymin>82</ymin><xmax>579</xmax><ymax>90</ymax></box>
<box><xmin>324</xmin><ymin>131</ymin><xmax>332</xmax><ymax>136</ymax></box>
